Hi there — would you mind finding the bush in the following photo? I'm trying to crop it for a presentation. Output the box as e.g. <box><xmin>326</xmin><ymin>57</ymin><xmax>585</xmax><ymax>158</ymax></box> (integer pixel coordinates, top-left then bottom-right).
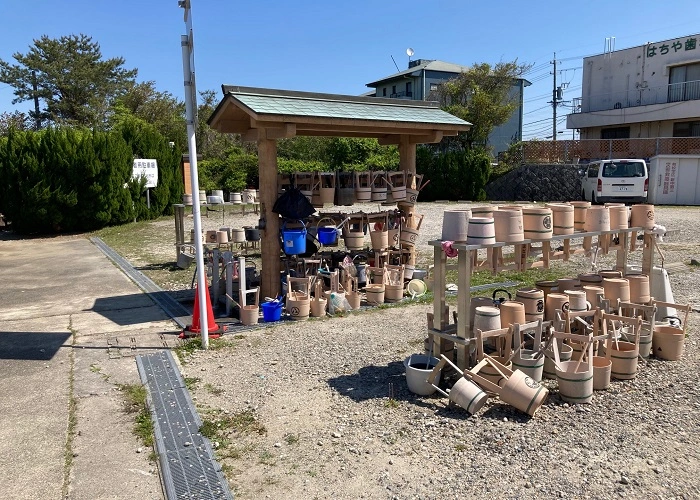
<box><xmin>417</xmin><ymin>147</ymin><xmax>491</xmax><ymax>201</ymax></box>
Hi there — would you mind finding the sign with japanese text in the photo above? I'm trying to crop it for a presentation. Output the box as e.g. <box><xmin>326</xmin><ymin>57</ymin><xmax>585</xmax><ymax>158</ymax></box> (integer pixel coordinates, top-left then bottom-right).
<box><xmin>662</xmin><ymin>161</ymin><xmax>677</xmax><ymax>195</ymax></box>
<box><xmin>647</xmin><ymin>37</ymin><xmax>697</xmax><ymax>58</ymax></box>
<box><xmin>132</xmin><ymin>159</ymin><xmax>158</xmax><ymax>188</ymax></box>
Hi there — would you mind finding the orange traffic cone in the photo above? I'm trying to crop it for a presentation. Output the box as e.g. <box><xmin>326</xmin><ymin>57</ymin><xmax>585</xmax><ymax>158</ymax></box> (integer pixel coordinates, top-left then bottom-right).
<box><xmin>188</xmin><ymin>284</ymin><xmax>219</xmax><ymax>334</ymax></box>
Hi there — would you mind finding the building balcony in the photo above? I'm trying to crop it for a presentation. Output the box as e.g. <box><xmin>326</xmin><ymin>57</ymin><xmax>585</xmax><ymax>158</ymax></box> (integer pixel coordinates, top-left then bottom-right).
<box><xmin>389</xmin><ymin>91</ymin><xmax>413</xmax><ymax>99</ymax></box>
<box><xmin>571</xmin><ymin>80</ymin><xmax>700</xmax><ymax>113</ymax></box>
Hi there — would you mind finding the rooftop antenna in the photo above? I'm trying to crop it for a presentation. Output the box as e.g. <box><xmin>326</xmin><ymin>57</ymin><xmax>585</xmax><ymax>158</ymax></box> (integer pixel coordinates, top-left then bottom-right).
<box><xmin>406</xmin><ymin>47</ymin><xmax>414</xmax><ymax>65</ymax></box>
<box><xmin>390</xmin><ymin>55</ymin><xmax>400</xmax><ymax>72</ymax></box>
<box><xmin>604</xmin><ymin>36</ymin><xmax>615</xmax><ymax>58</ymax></box>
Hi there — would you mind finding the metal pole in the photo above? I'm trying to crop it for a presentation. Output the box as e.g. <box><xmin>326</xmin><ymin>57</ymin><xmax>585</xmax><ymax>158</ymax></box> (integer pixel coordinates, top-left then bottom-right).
<box><xmin>552</xmin><ymin>52</ymin><xmax>557</xmax><ymax>141</ymax></box>
<box><xmin>180</xmin><ymin>11</ymin><xmax>208</xmax><ymax>348</ymax></box>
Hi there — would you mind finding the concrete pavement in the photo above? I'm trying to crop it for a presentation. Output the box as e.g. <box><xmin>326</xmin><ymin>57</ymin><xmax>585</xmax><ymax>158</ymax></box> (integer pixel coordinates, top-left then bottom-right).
<box><xmin>0</xmin><ymin>236</ymin><xmax>180</xmax><ymax>499</ymax></box>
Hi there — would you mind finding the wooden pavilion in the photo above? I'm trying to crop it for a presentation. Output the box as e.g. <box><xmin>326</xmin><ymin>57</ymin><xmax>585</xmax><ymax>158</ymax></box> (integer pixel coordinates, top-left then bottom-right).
<box><xmin>207</xmin><ymin>85</ymin><xmax>471</xmax><ymax>298</ymax></box>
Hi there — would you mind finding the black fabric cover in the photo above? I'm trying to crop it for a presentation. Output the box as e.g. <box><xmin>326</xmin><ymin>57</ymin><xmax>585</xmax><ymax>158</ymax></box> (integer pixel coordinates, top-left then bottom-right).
<box><xmin>273</xmin><ymin>187</ymin><xmax>316</xmax><ymax>219</ymax></box>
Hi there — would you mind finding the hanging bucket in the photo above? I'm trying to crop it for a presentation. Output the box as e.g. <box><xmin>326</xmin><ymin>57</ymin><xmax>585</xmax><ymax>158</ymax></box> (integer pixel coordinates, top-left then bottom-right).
<box><xmin>365</xmin><ymin>284</ymin><xmax>385</xmax><ymax>305</ymax></box>
<box><xmin>441</xmin><ymin>209</ymin><xmax>471</xmax><ymax>242</ymax></box>
<box><xmin>570</xmin><ymin>201</ymin><xmax>590</xmax><ymax>231</ymax></box>
<box><xmin>370</xmin><ymin>227</ymin><xmax>389</xmax><ymax>250</ymax></box>
<box><xmin>318</xmin><ymin>173</ymin><xmax>336</xmax><ymax>205</ymax></box>
<box><xmin>584</xmin><ymin>205</ymin><xmax>610</xmax><ymax>232</ymax></box>
<box><xmin>467</xmin><ymin>217</ymin><xmax>496</xmax><ymax>245</ymax></box>
<box><xmin>400</xmin><ymin>226</ymin><xmax>419</xmax><ymax>247</ymax></box>
<box><xmin>261</xmin><ymin>301</ymin><xmax>283</xmax><ymax>322</ymax></box>
<box><xmin>371</xmin><ymin>171</ymin><xmax>387</xmax><ymax>202</ymax></box>
<box><xmin>512</xmin><ymin>350</ymin><xmax>545</xmax><ymax>383</ymax></box>
<box><xmin>606</xmin><ymin>341</ymin><xmax>639</xmax><ymax>380</ymax></box>
<box><xmin>543</xmin><ymin>342</ymin><xmax>572</xmax><ymax>379</ymax></box>
<box><xmin>493</xmin><ymin>209</ymin><xmax>524</xmax><ymax>243</ymax></box>
<box><xmin>404</xmin><ymin>354</ymin><xmax>440</xmax><ymax>396</ymax></box>
<box><xmin>387</xmin><ymin>171</ymin><xmax>407</xmax><ymax>201</ymax></box>
<box><xmin>602</xmin><ymin>278</ymin><xmax>630</xmax><ymax>306</ymax></box>
<box><xmin>515</xmin><ymin>288</ymin><xmax>545</xmax><ymax>323</ymax></box>
<box><xmin>627</xmin><ymin>275</ymin><xmax>650</xmax><ymax>304</ymax></box>
<box><xmin>630</xmin><ymin>204</ymin><xmax>655</xmax><ymax>229</ymax></box>
<box><xmin>335</xmin><ymin>172</ymin><xmax>356</xmax><ymax>206</ymax></box>
<box><xmin>556</xmin><ymin>360</ymin><xmax>593</xmax><ymax>404</ymax></box>
<box><xmin>652</xmin><ymin>324</ymin><xmax>685</xmax><ymax>360</ymax></box>
<box><xmin>354</xmin><ymin>171</ymin><xmax>372</xmax><ymax>202</ymax></box>
<box><xmin>499</xmin><ymin>301</ymin><xmax>526</xmax><ymax>328</ymax></box>
<box><xmin>522</xmin><ymin>207</ymin><xmax>553</xmax><ymax>240</ymax></box>
<box><xmin>282</xmin><ymin>221</ymin><xmax>307</xmax><ymax>255</ymax></box>
<box><xmin>547</xmin><ymin>203</ymin><xmax>574</xmax><ymax>235</ymax></box>
<box><xmin>592</xmin><ymin>356</ymin><xmax>612</xmax><ymax>390</ymax></box>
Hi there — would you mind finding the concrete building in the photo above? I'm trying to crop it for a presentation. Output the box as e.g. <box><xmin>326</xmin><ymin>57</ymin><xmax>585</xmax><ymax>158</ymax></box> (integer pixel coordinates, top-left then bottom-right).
<box><xmin>365</xmin><ymin>59</ymin><xmax>530</xmax><ymax>156</ymax></box>
<box><xmin>567</xmin><ymin>34</ymin><xmax>700</xmax><ymax>140</ymax></box>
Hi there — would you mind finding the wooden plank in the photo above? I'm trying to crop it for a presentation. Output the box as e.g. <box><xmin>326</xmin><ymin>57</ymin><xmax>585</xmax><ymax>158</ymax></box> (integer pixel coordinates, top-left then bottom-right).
<box><xmin>257</xmin><ymin>137</ymin><xmax>281</xmax><ymax>299</ymax></box>
<box><xmin>433</xmin><ymin>244</ymin><xmax>446</xmax><ymax>330</ymax></box>
<box><xmin>456</xmin><ymin>249</ymin><xmax>471</xmax><ymax>369</ymax></box>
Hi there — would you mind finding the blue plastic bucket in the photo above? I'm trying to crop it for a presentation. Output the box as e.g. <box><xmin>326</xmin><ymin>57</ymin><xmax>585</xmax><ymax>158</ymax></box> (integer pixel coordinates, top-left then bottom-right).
<box><xmin>261</xmin><ymin>301</ymin><xmax>283</xmax><ymax>322</ymax></box>
<box><xmin>317</xmin><ymin>226</ymin><xmax>337</xmax><ymax>245</ymax></box>
<box><xmin>282</xmin><ymin>221</ymin><xmax>307</xmax><ymax>255</ymax></box>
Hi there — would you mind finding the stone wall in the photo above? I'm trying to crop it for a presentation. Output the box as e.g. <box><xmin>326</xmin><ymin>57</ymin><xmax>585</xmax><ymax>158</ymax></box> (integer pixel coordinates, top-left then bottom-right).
<box><xmin>485</xmin><ymin>164</ymin><xmax>583</xmax><ymax>202</ymax></box>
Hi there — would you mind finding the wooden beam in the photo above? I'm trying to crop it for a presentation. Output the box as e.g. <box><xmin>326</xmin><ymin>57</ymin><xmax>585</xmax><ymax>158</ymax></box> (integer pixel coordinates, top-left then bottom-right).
<box><xmin>257</xmin><ymin>138</ymin><xmax>281</xmax><ymax>299</ymax></box>
<box><xmin>253</xmin><ymin>118</ymin><xmax>467</xmax><ymax>135</ymax></box>
<box><xmin>214</xmin><ymin>118</ymin><xmax>251</xmax><ymax>134</ymax></box>
<box><xmin>242</xmin><ymin>123</ymin><xmax>297</xmax><ymax>143</ymax></box>
<box><xmin>378</xmin><ymin>131</ymin><xmax>448</xmax><ymax>145</ymax></box>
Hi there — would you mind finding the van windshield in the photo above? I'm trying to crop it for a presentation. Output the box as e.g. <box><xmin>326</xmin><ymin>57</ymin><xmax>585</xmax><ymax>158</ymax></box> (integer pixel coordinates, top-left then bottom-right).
<box><xmin>602</xmin><ymin>161</ymin><xmax>645</xmax><ymax>178</ymax></box>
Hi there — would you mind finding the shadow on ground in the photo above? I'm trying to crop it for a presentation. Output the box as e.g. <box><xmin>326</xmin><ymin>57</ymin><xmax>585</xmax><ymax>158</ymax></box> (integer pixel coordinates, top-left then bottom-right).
<box><xmin>0</xmin><ymin>331</ymin><xmax>72</xmax><ymax>360</ymax></box>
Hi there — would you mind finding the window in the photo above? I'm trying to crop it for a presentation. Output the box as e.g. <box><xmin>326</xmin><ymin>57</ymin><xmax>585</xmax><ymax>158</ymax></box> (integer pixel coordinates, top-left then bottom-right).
<box><xmin>669</xmin><ymin>62</ymin><xmax>700</xmax><ymax>102</ymax></box>
<box><xmin>587</xmin><ymin>165</ymin><xmax>599</xmax><ymax>178</ymax></box>
<box><xmin>601</xmin><ymin>127</ymin><xmax>630</xmax><ymax>139</ymax></box>
<box><xmin>430</xmin><ymin>83</ymin><xmax>439</xmax><ymax>91</ymax></box>
<box><xmin>602</xmin><ymin>161</ymin><xmax>645</xmax><ymax>178</ymax></box>
<box><xmin>673</xmin><ymin>120</ymin><xmax>700</xmax><ymax>137</ymax></box>
<box><xmin>405</xmin><ymin>82</ymin><xmax>412</xmax><ymax>96</ymax></box>
<box><xmin>382</xmin><ymin>88</ymin><xmax>386</xmax><ymax>97</ymax></box>
<box><xmin>392</xmin><ymin>85</ymin><xmax>396</xmax><ymax>95</ymax></box>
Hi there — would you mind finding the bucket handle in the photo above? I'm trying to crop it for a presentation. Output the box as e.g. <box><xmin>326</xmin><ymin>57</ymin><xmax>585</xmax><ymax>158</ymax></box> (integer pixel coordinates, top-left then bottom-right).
<box><xmin>492</xmin><ymin>288</ymin><xmax>512</xmax><ymax>305</ymax></box>
<box><xmin>662</xmin><ymin>315</ymin><xmax>682</xmax><ymax>327</ymax></box>
<box><xmin>282</xmin><ymin>219</ymin><xmax>307</xmax><ymax>233</ymax></box>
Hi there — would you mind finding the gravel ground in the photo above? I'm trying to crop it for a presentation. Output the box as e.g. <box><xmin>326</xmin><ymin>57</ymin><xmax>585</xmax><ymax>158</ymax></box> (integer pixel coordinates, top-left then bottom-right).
<box><xmin>174</xmin><ymin>202</ymin><xmax>700</xmax><ymax>499</ymax></box>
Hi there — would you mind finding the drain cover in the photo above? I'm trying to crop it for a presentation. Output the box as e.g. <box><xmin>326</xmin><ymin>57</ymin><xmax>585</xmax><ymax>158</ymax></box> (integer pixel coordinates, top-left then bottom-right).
<box><xmin>136</xmin><ymin>350</ymin><xmax>233</xmax><ymax>499</ymax></box>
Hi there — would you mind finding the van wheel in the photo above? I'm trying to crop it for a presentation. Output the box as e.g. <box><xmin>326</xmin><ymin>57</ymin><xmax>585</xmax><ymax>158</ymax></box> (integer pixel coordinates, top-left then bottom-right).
<box><xmin>581</xmin><ymin>189</ymin><xmax>586</xmax><ymax>201</ymax></box>
<box><xmin>591</xmin><ymin>191</ymin><xmax>598</xmax><ymax>204</ymax></box>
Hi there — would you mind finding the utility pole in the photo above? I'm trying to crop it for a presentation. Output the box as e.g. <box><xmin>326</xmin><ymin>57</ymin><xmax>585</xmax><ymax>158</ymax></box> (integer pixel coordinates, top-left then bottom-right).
<box><xmin>552</xmin><ymin>52</ymin><xmax>557</xmax><ymax>141</ymax></box>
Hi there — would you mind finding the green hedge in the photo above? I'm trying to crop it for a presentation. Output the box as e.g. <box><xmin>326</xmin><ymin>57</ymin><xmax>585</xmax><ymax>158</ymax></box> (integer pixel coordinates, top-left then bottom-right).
<box><xmin>0</xmin><ymin>123</ymin><xmax>182</xmax><ymax>234</ymax></box>
<box><xmin>416</xmin><ymin>147</ymin><xmax>491</xmax><ymax>201</ymax></box>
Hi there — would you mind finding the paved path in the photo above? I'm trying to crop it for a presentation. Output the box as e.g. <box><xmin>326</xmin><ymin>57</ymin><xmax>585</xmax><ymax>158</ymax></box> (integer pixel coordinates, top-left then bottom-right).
<box><xmin>0</xmin><ymin>237</ymin><xmax>178</xmax><ymax>499</ymax></box>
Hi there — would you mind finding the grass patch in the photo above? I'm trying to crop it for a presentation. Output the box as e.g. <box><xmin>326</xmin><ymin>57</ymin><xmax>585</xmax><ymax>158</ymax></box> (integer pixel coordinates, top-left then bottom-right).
<box><xmin>284</xmin><ymin>433</ymin><xmax>299</xmax><ymax>445</ymax></box>
<box><xmin>184</xmin><ymin>377</ymin><xmax>200</xmax><ymax>390</ymax></box>
<box><xmin>205</xmin><ymin>383</ymin><xmax>224</xmax><ymax>395</ymax></box>
<box><xmin>174</xmin><ymin>337</ymin><xmax>234</xmax><ymax>364</ymax></box>
<box><xmin>118</xmin><ymin>383</ymin><xmax>154</xmax><ymax>448</ymax></box>
<box><xmin>385</xmin><ymin>398</ymin><xmax>400</xmax><ymax>409</ymax></box>
<box><xmin>62</xmin><ymin>317</ymin><xmax>78</xmax><ymax>498</ymax></box>
<box><xmin>200</xmin><ymin>409</ymin><xmax>267</xmax><ymax>447</ymax></box>
<box><xmin>258</xmin><ymin>450</ymin><xmax>276</xmax><ymax>466</ymax></box>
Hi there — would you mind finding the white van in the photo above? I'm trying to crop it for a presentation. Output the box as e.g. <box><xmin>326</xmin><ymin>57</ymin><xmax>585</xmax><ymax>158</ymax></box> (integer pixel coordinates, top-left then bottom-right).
<box><xmin>580</xmin><ymin>159</ymin><xmax>648</xmax><ymax>204</ymax></box>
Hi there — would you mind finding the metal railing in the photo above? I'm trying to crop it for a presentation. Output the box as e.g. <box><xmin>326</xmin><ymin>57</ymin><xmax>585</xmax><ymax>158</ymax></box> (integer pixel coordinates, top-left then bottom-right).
<box><xmin>389</xmin><ymin>91</ymin><xmax>413</xmax><ymax>99</ymax></box>
<box><xmin>511</xmin><ymin>137</ymin><xmax>700</xmax><ymax>164</ymax></box>
<box><xmin>572</xmin><ymin>80</ymin><xmax>700</xmax><ymax>113</ymax></box>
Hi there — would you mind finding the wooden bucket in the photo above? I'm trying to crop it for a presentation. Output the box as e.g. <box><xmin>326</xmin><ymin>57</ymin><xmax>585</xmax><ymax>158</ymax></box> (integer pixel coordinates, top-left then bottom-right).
<box><xmin>627</xmin><ymin>274</ymin><xmax>650</xmax><ymax>304</ymax></box>
<box><xmin>557</xmin><ymin>277</ymin><xmax>580</xmax><ymax>291</ymax></box>
<box><xmin>287</xmin><ymin>292</ymin><xmax>310</xmax><ymax>321</ymax></box>
<box><xmin>385</xmin><ymin>284</ymin><xmax>404</xmax><ymax>302</ymax></box>
<box><xmin>310</xmin><ymin>285</ymin><xmax>327</xmax><ymax>317</ymax></box>
<box><xmin>354</xmin><ymin>171</ymin><xmax>372</xmax><ymax>202</ymax></box>
<box><xmin>543</xmin><ymin>342</ymin><xmax>572</xmax><ymax>379</ymax></box>
<box><xmin>467</xmin><ymin>217</ymin><xmax>496</xmax><ymax>245</ymax></box>
<box><xmin>471</xmin><ymin>206</ymin><xmax>495</xmax><ymax>219</ymax></box>
<box><xmin>522</xmin><ymin>207</ymin><xmax>553</xmax><ymax>240</ymax></box>
<box><xmin>369</xmin><ymin>229</ymin><xmax>389</xmax><ymax>250</ymax></box>
<box><xmin>516</xmin><ymin>288</ymin><xmax>545</xmax><ymax>323</ymax></box>
<box><xmin>469</xmin><ymin>297</ymin><xmax>494</xmax><ymax>330</ymax></box>
<box><xmin>399</xmin><ymin>224</ymin><xmax>420</xmax><ymax>247</ymax></box>
<box><xmin>318</xmin><ymin>172</ymin><xmax>336</xmax><ymax>205</ymax></box>
<box><xmin>556</xmin><ymin>359</ymin><xmax>593</xmax><ymax>404</ymax></box>
<box><xmin>547</xmin><ymin>203</ymin><xmax>574</xmax><ymax>235</ymax></box>
<box><xmin>499</xmin><ymin>301</ymin><xmax>526</xmax><ymax>328</ymax></box>
<box><xmin>473</xmin><ymin>306</ymin><xmax>501</xmax><ymax>334</ymax></box>
<box><xmin>493</xmin><ymin>209</ymin><xmax>524</xmax><ymax>243</ymax></box>
<box><xmin>387</xmin><ymin>171</ymin><xmax>406</xmax><ymax>201</ymax></box>
<box><xmin>365</xmin><ymin>284</ymin><xmax>385</xmax><ymax>305</ymax></box>
<box><xmin>206</xmin><ymin>230</ymin><xmax>218</xmax><ymax>244</ymax></box>
<box><xmin>512</xmin><ymin>351</ymin><xmax>545</xmax><ymax>383</ymax></box>
<box><xmin>564</xmin><ymin>290</ymin><xmax>589</xmax><ymax>312</ymax></box>
<box><xmin>592</xmin><ymin>356</ymin><xmax>612</xmax><ymax>390</ymax></box>
<box><xmin>371</xmin><ymin>171</ymin><xmax>387</xmax><ymax>201</ymax></box>
<box><xmin>598</xmin><ymin>269</ymin><xmax>623</xmax><ymax>279</ymax></box>
<box><xmin>343</xmin><ymin>218</ymin><xmax>365</xmax><ymax>250</ymax></box>
<box><xmin>652</xmin><ymin>325</ymin><xmax>684</xmax><ymax>360</ymax></box>
<box><xmin>602</xmin><ymin>278</ymin><xmax>630</xmax><ymax>305</ymax></box>
<box><xmin>584</xmin><ymin>205</ymin><xmax>610</xmax><ymax>232</ymax></box>
<box><xmin>449</xmin><ymin>377</ymin><xmax>488</xmax><ymax>414</ymax></box>
<box><xmin>582</xmin><ymin>286</ymin><xmax>605</xmax><ymax>308</ymax></box>
<box><xmin>231</xmin><ymin>228</ymin><xmax>246</xmax><ymax>243</ymax></box>
<box><xmin>182</xmin><ymin>193</ymin><xmax>193</xmax><ymax>205</ymax></box>
<box><xmin>335</xmin><ymin>172</ymin><xmax>356</xmax><ymax>206</ymax></box>
<box><xmin>569</xmin><ymin>201</ymin><xmax>590</xmax><ymax>231</ymax></box>
<box><xmin>535</xmin><ymin>280</ymin><xmax>558</xmax><ymax>301</ymax></box>
<box><xmin>578</xmin><ymin>273</ymin><xmax>603</xmax><ymax>286</ymax></box>
<box><xmin>441</xmin><ymin>209</ymin><xmax>471</xmax><ymax>242</ymax></box>
<box><xmin>607</xmin><ymin>341</ymin><xmax>639</xmax><ymax>380</ymax></box>
<box><xmin>216</xmin><ymin>230</ymin><xmax>229</xmax><ymax>244</ymax></box>
<box><xmin>545</xmin><ymin>293</ymin><xmax>569</xmax><ymax>321</ymax></box>
<box><xmin>630</xmin><ymin>204</ymin><xmax>655</xmax><ymax>229</ymax></box>
<box><xmin>240</xmin><ymin>305</ymin><xmax>259</xmax><ymax>326</ymax></box>
<box><xmin>607</xmin><ymin>204</ymin><xmax>629</xmax><ymax>230</ymax></box>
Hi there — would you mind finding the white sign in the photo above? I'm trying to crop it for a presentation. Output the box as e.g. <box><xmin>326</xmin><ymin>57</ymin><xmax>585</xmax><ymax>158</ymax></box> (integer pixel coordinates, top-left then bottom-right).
<box><xmin>132</xmin><ymin>159</ymin><xmax>158</xmax><ymax>188</ymax></box>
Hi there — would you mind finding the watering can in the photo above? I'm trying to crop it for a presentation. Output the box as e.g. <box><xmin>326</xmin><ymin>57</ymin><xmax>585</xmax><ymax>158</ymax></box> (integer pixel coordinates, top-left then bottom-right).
<box><xmin>492</xmin><ymin>289</ymin><xmax>512</xmax><ymax>307</ymax></box>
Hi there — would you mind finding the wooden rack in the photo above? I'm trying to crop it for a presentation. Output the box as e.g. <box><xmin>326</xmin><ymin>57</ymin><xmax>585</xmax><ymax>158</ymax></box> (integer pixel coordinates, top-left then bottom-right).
<box><xmin>428</xmin><ymin>227</ymin><xmax>656</xmax><ymax>370</ymax></box>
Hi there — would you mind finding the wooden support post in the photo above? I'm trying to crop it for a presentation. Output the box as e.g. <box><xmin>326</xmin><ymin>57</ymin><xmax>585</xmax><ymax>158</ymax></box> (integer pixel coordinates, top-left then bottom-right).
<box><xmin>456</xmin><ymin>248</ymin><xmax>471</xmax><ymax>370</ymax></box>
<box><xmin>642</xmin><ymin>232</ymin><xmax>654</xmax><ymax>292</ymax></box>
<box><xmin>432</xmin><ymin>244</ymin><xmax>446</xmax><ymax>330</ymax></box>
<box><xmin>174</xmin><ymin>204</ymin><xmax>185</xmax><ymax>258</ymax></box>
<box><xmin>258</xmin><ymin>136</ymin><xmax>281</xmax><ymax>299</ymax></box>
<box><xmin>398</xmin><ymin>135</ymin><xmax>418</xmax><ymax>266</ymax></box>
<box><xmin>616</xmin><ymin>231</ymin><xmax>629</xmax><ymax>272</ymax></box>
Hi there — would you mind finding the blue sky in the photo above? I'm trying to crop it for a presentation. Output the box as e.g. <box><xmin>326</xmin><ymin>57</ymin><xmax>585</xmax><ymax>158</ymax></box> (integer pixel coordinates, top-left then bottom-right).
<box><xmin>1</xmin><ymin>0</ymin><xmax>699</xmax><ymax>140</ymax></box>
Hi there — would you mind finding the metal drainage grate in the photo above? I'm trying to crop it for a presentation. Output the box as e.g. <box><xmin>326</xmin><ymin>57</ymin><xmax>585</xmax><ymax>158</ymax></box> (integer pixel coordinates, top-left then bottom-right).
<box><xmin>91</xmin><ymin>237</ymin><xmax>191</xmax><ymax>328</ymax></box>
<box><xmin>136</xmin><ymin>350</ymin><xmax>233</xmax><ymax>500</ymax></box>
